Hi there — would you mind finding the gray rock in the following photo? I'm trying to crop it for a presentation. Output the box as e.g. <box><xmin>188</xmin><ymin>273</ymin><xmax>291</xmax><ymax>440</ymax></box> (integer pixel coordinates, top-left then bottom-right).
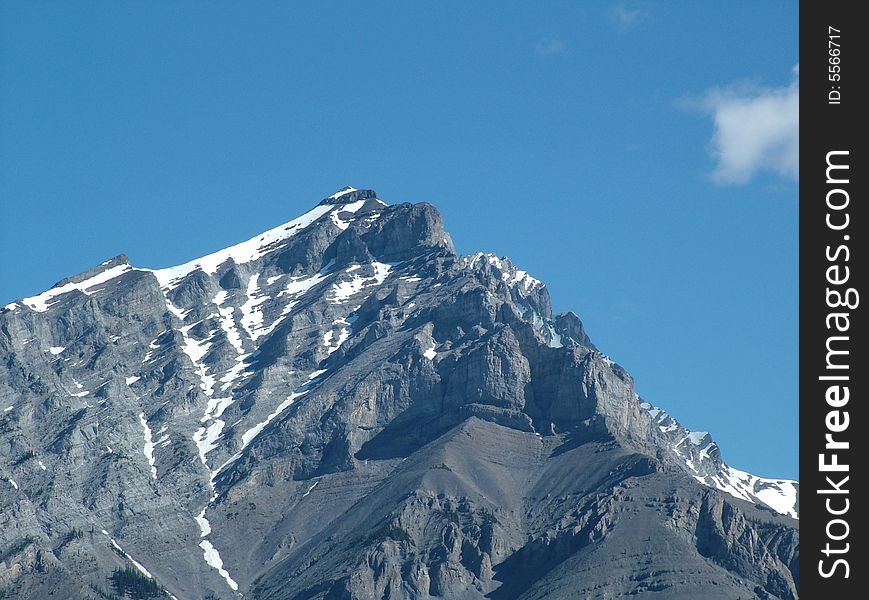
<box><xmin>0</xmin><ymin>187</ymin><xmax>797</xmax><ymax>599</ymax></box>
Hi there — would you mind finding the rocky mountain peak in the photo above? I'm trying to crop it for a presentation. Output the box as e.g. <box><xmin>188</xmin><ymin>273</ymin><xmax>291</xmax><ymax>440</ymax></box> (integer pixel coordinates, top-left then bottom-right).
<box><xmin>318</xmin><ymin>186</ymin><xmax>381</xmax><ymax>205</ymax></box>
<box><xmin>0</xmin><ymin>188</ymin><xmax>799</xmax><ymax>600</ymax></box>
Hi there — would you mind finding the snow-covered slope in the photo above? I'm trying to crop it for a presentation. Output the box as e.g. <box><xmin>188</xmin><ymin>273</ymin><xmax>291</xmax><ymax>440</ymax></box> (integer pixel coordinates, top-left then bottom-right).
<box><xmin>639</xmin><ymin>400</ymin><xmax>798</xmax><ymax>518</ymax></box>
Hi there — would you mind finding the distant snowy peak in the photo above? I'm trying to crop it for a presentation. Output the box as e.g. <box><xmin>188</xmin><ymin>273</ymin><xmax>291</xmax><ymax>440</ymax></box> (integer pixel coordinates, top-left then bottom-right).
<box><xmin>638</xmin><ymin>400</ymin><xmax>799</xmax><ymax>518</ymax></box>
<box><xmin>464</xmin><ymin>252</ymin><xmax>544</xmax><ymax>294</ymax></box>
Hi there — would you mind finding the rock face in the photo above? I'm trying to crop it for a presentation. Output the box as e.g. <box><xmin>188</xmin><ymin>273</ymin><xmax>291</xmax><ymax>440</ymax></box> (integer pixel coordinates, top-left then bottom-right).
<box><xmin>0</xmin><ymin>188</ymin><xmax>798</xmax><ymax>599</ymax></box>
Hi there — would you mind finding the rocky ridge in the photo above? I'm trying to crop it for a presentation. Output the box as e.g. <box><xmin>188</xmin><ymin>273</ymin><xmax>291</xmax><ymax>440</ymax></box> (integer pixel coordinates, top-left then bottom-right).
<box><xmin>1</xmin><ymin>187</ymin><xmax>798</xmax><ymax>599</ymax></box>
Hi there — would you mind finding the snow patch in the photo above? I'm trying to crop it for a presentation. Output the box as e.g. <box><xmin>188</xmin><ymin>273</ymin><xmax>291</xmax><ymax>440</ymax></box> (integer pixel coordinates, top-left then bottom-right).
<box><xmin>151</xmin><ymin>203</ymin><xmax>333</xmax><ymax>288</ymax></box>
<box><xmin>330</xmin><ymin>262</ymin><xmax>394</xmax><ymax>304</ymax></box>
<box><xmin>212</xmin><ymin>290</ymin><xmax>245</xmax><ymax>353</ymax></box>
<box><xmin>203</xmin><ymin>396</ymin><xmax>235</xmax><ymax>422</ymax></box>
<box><xmin>219</xmin><ymin>360</ymin><xmax>250</xmax><ymax>392</ymax></box>
<box><xmin>688</xmin><ymin>431</ymin><xmax>709</xmax><ymax>445</ymax></box>
<box><xmin>465</xmin><ymin>253</ymin><xmax>543</xmax><ymax>293</ymax></box>
<box><xmin>277</xmin><ymin>270</ymin><xmax>329</xmax><ymax>299</ymax></box>
<box><xmin>199</xmin><ymin>541</ymin><xmax>239</xmax><ymax>591</ymax></box>
<box><xmin>327</xmin><ymin>186</ymin><xmax>358</xmax><ymax>200</ymax></box>
<box><xmin>330</xmin><ymin>272</ymin><xmax>366</xmax><ymax>303</ymax></box>
<box><xmin>125</xmin><ymin>376</ymin><xmax>140</xmax><ymax>386</ymax></box>
<box><xmin>239</xmin><ymin>269</ymin><xmax>330</xmax><ymax>341</ymax></box>
<box><xmin>193</xmin><ymin>419</ymin><xmax>226</xmax><ymax>464</ymax></box>
<box><xmin>371</xmin><ymin>261</ymin><xmax>392</xmax><ymax>284</ymax></box>
<box><xmin>754</xmin><ymin>480</ymin><xmax>799</xmax><ymax>519</ymax></box>
<box><xmin>216</xmin><ymin>304</ymin><xmax>244</xmax><ymax>353</ymax></box>
<box><xmin>179</xmin><ymin>325</ymin><xmax>213</xmax><ymax>366</ymax></box>
<box><xmin>514</xmin><ymin>272</ymin><xmax>541</xmax><ymax>292</ymax></box>
<box><xmin>637</xmin><ymin>400</ymin><xmax>798</xmax><ymax>518</ymax></box>
<box><xmin>101</xmin><ymin>532</ymin><xmax>153</xmax><ymax>579</ymax></box>
<box><xmin>240</xmin><ymin>273</ymin><xmax>268</xmax><ymax>339</ymax></box>
<box><xmin>138</xmin><ymin>412</ymin><xmax>157</xmax><ymax>479</ymax></box>
<box><xmin>423</xmin><ymin>344</ymin><xmax>437</xmax><ymax>360</ymax></box>
<box><xmin>49</xmin><ymin>346</ymin><xmax>66</xmax><ymax>355</ymax></box>
<box><xmin>329</xmin><ymin>200</ymin><xmax>367</xmax><ymax>229</ymax></box>
<box><xmin>195</xmin><ymin>507</ymin><xmax>212</xmax><ymax>537</ymax></box>
<box><xmin>21</xmin><ymin>264</ymin><xmax>134</xmax><ymax>312</ymax></box>
<box><xmin>546</xmin><ymin>326</ymin><xmax>562</xmax><ymax>348</ymax></box>
<box><xmin>217</xmin><ymin>370</ymin><xmax>328</xmax><ymax>478</ymax></box>
<box><xmin>240</xmin><ymin>389</ymin><xmax>308</xmax><ymax>449</ymax></box>
<box><xmin>324</xmin><ymin>317</ymin><xmax>353</xmax><ymax>355</ymax></box>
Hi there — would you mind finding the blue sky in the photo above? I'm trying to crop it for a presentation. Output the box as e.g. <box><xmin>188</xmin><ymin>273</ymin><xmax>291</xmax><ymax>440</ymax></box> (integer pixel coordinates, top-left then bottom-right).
<box><xmin>0</xmin><ymin>2</ymin><xmax>798</xmax><ymax>478</ymax></box>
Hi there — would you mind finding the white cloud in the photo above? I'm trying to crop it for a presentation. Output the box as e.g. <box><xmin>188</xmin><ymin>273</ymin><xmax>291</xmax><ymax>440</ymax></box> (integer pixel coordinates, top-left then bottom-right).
<box><xmin>700</xmin><ymin>66</ymin><xmax>799</xmax><ymax>185</ymax></box>
<box><xmin>534</xmin><ymin>36</ymin><xmax>567</xmax><ymax>58</ymax></box>
<box><xmin>609</xmin><ymin>5</ymin><xmax>647</xmax><ymax>31</ymax></box>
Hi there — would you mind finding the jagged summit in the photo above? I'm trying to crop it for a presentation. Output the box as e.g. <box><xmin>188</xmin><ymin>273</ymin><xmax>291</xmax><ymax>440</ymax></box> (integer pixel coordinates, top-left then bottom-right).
<box><xmin>0</xmin><ymin>187</ymin><xmax>798</xmax><ymax>600</ymax></box>
<box><xmin>318</xmin><ymin>186</ymin><xmax>381</xmax><ymax>206</ymax></box>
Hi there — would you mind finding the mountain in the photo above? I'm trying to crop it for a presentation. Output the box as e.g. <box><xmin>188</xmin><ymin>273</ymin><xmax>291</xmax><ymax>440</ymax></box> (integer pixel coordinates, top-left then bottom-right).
<box><xmin>0</xmin><ymin>187</ymin><xmax>798</xmax><ymax>599</ymax></box>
